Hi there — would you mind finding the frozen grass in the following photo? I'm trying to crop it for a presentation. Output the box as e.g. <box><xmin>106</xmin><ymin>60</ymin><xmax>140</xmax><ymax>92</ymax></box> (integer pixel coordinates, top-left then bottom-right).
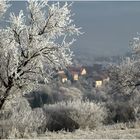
<box><xmin>38</xmin><ymin>124</ymin><xmax>140</xmax><ymax>139</ymax></box>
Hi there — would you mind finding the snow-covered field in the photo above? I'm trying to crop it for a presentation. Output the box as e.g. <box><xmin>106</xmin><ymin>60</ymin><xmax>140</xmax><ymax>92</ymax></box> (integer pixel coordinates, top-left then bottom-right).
<box><xmin>38</xmin><ymin>128</ymin><xmax>140</xmax><ymax>139</ymax></box>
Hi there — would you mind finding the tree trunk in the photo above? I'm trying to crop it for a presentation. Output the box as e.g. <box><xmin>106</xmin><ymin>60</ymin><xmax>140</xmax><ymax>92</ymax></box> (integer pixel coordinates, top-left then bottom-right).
<box><xmin>0</xmin><ymin>87</ymin><xmax>12</xmax><ymax>110</ymax></box>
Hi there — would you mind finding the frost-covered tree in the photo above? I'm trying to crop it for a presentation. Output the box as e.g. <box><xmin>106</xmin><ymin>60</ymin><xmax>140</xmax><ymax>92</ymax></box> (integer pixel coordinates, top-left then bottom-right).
<box><xmin>0</xmin><ymin>0</ymin><xmax>9</xmax><ymax>17</ymax></box>
<box><xmin>109</xmin><ymin>36</ymin><xmax>140</xmax><ymax>96</ymax></box>
<box><xmin>107</xmin><ymin>36</ymin><xmax>140</xmax><ymax>121</ymax></box>
<box><xmin>0</xmin><ymin>1</ymin><xmax>81</xmax><ymax>109</ymax></box>
<box><xmin>109</xmin><ymin>58</ymin><xmax>137</xmax><ymax>96</ymax></box>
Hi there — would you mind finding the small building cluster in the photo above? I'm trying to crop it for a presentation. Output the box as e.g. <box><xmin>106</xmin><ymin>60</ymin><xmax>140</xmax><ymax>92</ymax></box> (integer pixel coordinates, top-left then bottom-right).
<box><xmin>92</xmin><ymin>74</ymin><xmax>109</xmax><ymax>87</ymax></box>
<box><xmin>57</xmin><ymin>67</ymin><xmax>87</xmax><ymax>83</ymax></box>
<box><xmin>56</xmin><ymin>64</ymin><xmax>110</xmax><ymax>88</ymax></box>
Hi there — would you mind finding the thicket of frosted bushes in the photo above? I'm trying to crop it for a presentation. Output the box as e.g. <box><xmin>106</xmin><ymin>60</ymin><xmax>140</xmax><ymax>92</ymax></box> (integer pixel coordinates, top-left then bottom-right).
<box><xmin>1</xmin><ymin>83</ymin><xmax>140</xmax><ymax>138</ymax></box>
<box><xmin>0</xmin><ymin>93</ymin><xmax>106</xmax><ymax>138</ymax></box>
<box><xmin>44</xmin><ymin>99</ymin><xmax>106</xmax><ymax>129</ymax></box>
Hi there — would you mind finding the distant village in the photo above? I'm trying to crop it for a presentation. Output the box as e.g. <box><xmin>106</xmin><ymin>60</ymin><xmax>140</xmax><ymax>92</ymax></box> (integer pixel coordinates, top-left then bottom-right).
<box><xmin>55</xmin><ymin>64</ymin><xmax>110</xmax><ymax>88</ymax></box>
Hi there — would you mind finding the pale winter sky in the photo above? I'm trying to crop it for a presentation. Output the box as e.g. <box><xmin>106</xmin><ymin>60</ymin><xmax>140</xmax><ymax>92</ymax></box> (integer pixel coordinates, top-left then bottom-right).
<box><xmin>5</xmin><ymin>1</ymin><xmax>140</xmax><ymax>58</ymax></box>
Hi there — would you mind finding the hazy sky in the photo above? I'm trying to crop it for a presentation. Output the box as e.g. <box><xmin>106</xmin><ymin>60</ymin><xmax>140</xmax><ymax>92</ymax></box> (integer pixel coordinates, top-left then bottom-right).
<box><xmin>5</xmin><ymin>1</ymin><xmax>140</xmax><ymax>58</ymax></box>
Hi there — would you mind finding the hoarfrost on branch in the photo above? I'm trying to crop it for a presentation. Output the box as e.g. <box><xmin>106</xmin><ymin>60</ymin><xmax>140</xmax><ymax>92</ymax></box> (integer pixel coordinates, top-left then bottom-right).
<box><xmin>0</xmin><ymin>0</ymin><xmax>81</xmax><ymax>109</ymax></box>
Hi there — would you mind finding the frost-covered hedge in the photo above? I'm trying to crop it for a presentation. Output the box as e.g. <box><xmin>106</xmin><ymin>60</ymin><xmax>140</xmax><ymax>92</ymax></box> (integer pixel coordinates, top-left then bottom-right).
<box><xmin>44</xmin><ymin>99</ymin><xmax>107</xmax><ymax>129</ymax></box>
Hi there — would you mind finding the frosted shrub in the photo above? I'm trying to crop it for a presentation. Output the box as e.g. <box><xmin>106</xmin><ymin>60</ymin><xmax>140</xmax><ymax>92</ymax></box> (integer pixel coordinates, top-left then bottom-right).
<box><xmin>69</xmin><ymin>100</ymin><xmax>107</xmax><ymax>129</ymax></box>
<box><xmin>11</xmin><ymin>99</ymin><xmax>46</xmax><ymax>132</ymax></box>
<box><xmin>1</xmin><ymin>96</ymin><xmax>46</xmax><ymax>138</ymax></box>
<box><xmin>44</xmin><ymin>99</ymin><xmax>107</xmax><ymax>129</ymax></box>
<box><xmin>55</xmin><ymin>87</ymin><xmax>83</xmax><ymax>101</ymax></box>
